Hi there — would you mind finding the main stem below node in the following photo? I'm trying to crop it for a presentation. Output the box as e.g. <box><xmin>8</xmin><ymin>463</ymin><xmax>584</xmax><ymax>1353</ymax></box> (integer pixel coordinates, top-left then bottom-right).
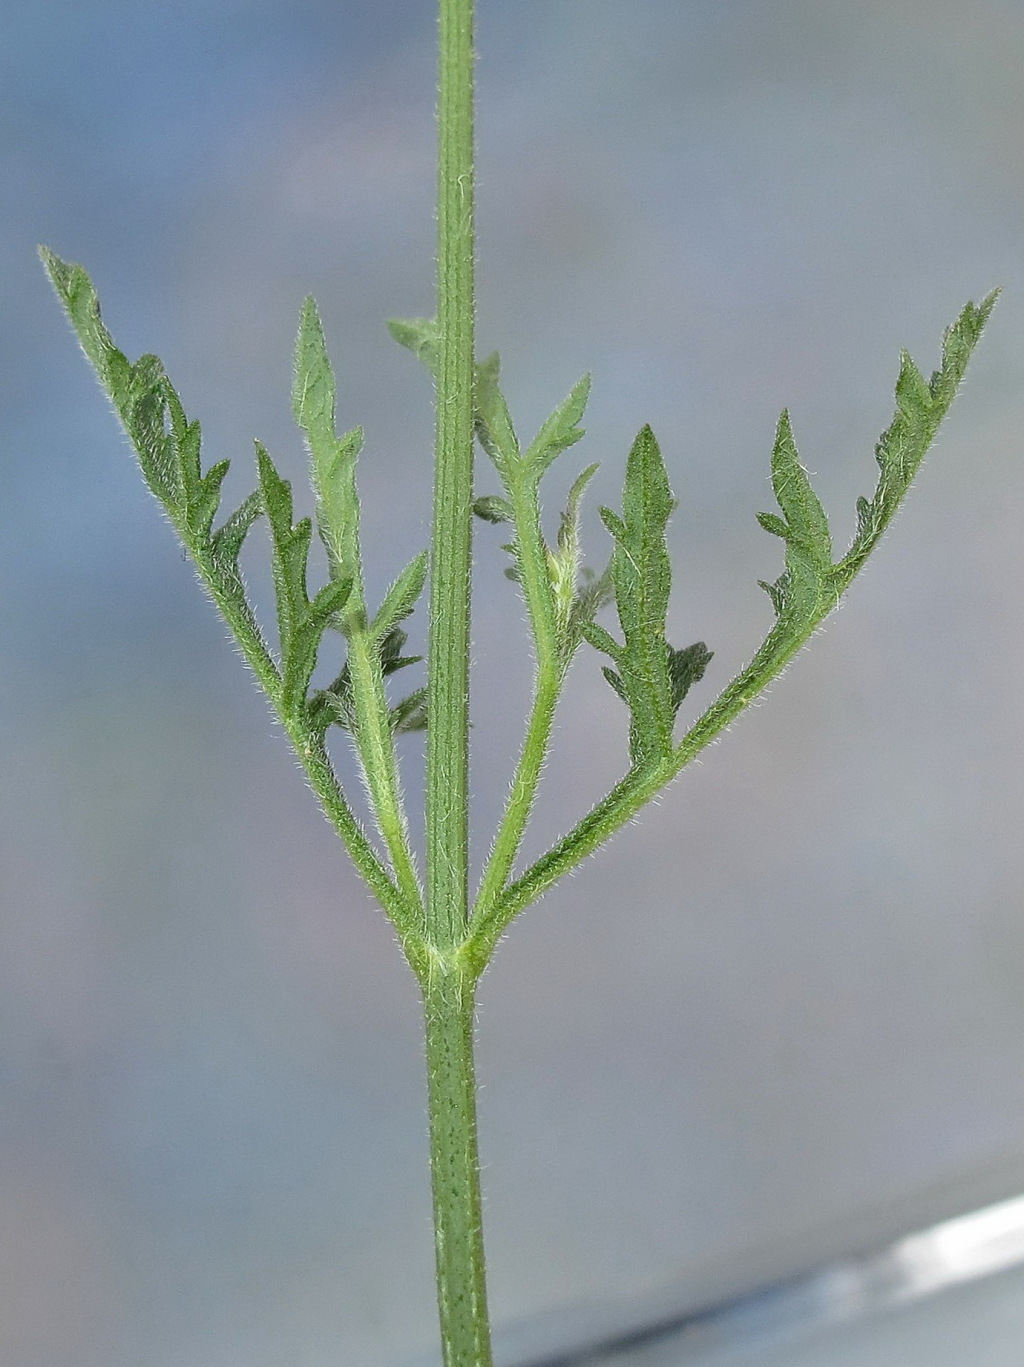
<box><xmin>423</xmin><ymin>969</ymin><xmax>492</xmax><ymax>1367</ymax></box>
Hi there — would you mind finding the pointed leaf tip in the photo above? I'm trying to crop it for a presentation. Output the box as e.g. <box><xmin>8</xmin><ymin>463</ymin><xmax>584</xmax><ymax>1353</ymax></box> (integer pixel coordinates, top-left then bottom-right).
<box><xmin>474</xmin><ymin>352</ymin><xmax>519</xmax><ymax>470</ymax></box>
<box><xmin>590</xmin><ymin>420</ymin><xmax>695</xmax><ymax>765</ymax></box>
<box><xmin>292</xmin><ymin>294</ymin><xmax>337</xmax><ymax>436</ymax></box>
<box><xmin>769</xmin><ymin>409</ymin><xmax>832</xmax><ymax>565</ymax></box>
<box><xmin>387</xmin><ymin>317</ymin><xmax>439</xmax><ymax>373</ymax></box>
<box><xmin>370</xmin><ymin>549</ymin><xmax>429</xmax><ymax>643</ymax></box>
<box><xmin>524</xmin><ymin>373</ymin><xmax>592</xmax><ymax>474</ymax></box>
<box><xmin>39</xmin><ymin>245</ymin><xmax>76</xmax><ymax>299</ymax></box>
<box><xmin>668</xmin><ymin>641</ymin><xmax>713</xmax><ymax>714</ymax></box>
<box><xmin>473</xmin><ymin>494</ymin><xmax>513</xmax><ymax>524</ymax></box>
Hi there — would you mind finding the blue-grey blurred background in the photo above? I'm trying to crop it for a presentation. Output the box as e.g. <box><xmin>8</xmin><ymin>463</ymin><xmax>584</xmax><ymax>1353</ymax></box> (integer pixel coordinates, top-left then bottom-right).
<box><xmin>2</xmin><ymin>2</ymin><xmax>1023</xmax><ymax>1364</ymax></box>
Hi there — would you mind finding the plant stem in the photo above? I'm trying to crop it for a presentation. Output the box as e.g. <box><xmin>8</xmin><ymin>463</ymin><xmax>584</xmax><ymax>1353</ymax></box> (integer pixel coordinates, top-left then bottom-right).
<box><xmin>475</xmin><ymin>477</ymin><xmax>562</xmax><ymax>918</ymax></box>
<box><xmin>426</xmin><ymin>0</ymin><xmax>491</xmax><ymax>1361</ymax></box>
<box><xmin>280</xmin><ymin>720</ymin><xmax>416</xmax><ymax>939</ymax></box>
<box><xmin>474</xmin><ymin>659</ymin><xmax>561</xmax><ymax>917</ymax></box>
<box><xmin>423</xmin><ymin>959</ymin><xmax>492</xmax><ymax>1367</ymax></box>
<box><xmin>345</xmin><ymin>626</ymin><xmax>424</xmax><ymax>917</ymax></box>
<box><xmin>427</xmin><ymin>0</ymin><xmax>476</xmax><ymax>951</ymax></box>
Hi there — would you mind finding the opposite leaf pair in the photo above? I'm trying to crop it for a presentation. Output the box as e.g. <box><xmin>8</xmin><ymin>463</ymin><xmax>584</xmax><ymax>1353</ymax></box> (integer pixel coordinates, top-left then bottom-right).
<box><xmin>43</xmin><ymin>241</ymin><xmax>999</xmax><ymax>965</ymax></box>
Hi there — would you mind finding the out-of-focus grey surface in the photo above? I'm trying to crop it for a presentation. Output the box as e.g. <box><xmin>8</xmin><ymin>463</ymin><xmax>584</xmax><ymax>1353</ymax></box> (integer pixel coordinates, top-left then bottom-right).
<box><xmin>1</xmin><ymin>1</ymin><xmax>1023</xmax><ymax>1365</ymax></box>
<box><xmin>605</xmin><ymin>1264</ymin><xmax>1024</xmax><ymax>1367</ymax></box>
<box><xmin>485</xmin><ymin>1191</ymin><xmax>1024</xmax><ymax>1366</ymax></box>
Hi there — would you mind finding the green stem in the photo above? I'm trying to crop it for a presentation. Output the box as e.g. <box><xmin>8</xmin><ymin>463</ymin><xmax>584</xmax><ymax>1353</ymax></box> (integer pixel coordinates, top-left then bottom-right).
<box><xmin>427</xmin><ymin>0</ymin><xmax>476</xmax><ymax>950</ymax></box>
<box><xmin>317</xmin><ymin>430</ymin><xmax>425</xmax><ymax>923</ymax></box>
<box><xmin>462</xmin><ymin>619</ymin><xmax>835</xmax><ymax>971</ymax></box>
<box><xmin>475</xmin><ymin>477</ymin><xmax>562</xmax><ymax>919</ymax></box>
<box><xmin>346</xmin><ymin>627</ymin><xmax>424</xmax><ymax>919</ymax></box>
<box><xmin>281</xmin><ymin>720</ymin><xmax>423</xmax><ymax>948</ymax></box>
<box><xmin>426</xmin><ymin>0</ymin><xmax>491</xmax><ymax>1361</ymax></box>
<box><xmin>188</xmin><ymin>543</ymin><xmax>415</xmax><ymax>941</ymax></box>
<box><xmin>422</xmin><ymin>958</ymin><xmax>492</xmax><ymax>1367</ymax></box>
<box><xmin>475</xmin><ymin>662</ymin><xmax>561</xmax><ymax>919</ymax></box>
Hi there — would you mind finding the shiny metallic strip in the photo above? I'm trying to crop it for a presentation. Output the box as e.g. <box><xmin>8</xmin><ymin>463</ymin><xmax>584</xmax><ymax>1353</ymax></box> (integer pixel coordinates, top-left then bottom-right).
<box><xmin>513</xmin><ymin>1192</ymin><xmax>1024</xmax><ymax>1366</ymax></box>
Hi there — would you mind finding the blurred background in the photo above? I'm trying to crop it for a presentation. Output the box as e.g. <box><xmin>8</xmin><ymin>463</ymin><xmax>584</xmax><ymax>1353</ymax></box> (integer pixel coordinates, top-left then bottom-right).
<box><xmin>2</xmin><ymin>1</ymin><xmax>1024</xmax><ymax>1364</ymax></box>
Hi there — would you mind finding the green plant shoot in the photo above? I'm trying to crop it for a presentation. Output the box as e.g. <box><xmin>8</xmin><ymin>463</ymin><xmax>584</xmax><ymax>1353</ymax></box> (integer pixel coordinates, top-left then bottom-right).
<box><xmin>41</xmin><ymin>0</ymin><xmax>996</xmax><ymax>1360</ymax></box>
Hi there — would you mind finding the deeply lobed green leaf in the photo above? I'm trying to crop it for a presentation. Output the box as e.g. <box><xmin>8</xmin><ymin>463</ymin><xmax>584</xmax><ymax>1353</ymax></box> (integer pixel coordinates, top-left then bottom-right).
<box><xmin>371</xmin><ymin>550</ymin><xmax>430</xmax><ymax>645</ymax></box>
<box><xmin>255</xmin><ymin>441</ymin><xmax>353</xmax><ymax>712</ymax></box>
<box><xmin>308</xmin><ymin>627</ymin><xmax>426</xmax><ymax>737</ymax></box>
<box><xmin>755</xmin><ymin>410</ymin><xmax>834</xmax><ymax>628</ymax></box>
<box><xmin>546</xmin><ymin>463</ymin><xmax>610</xmax><ymax>660</ymax></box>
<box><xmin>756</xmin><ymin>292</ymin><xmax>999</xmax><ymax>627</ymax></box>
<box><xmin>40</xmin><ymin>247</ymin><xmax>269</xmax><ymax>655</ymax></box>
<box><xmin>473</xmin><ymin>362</ymin><xmax>607</xmax><ymax>662</ymax></box>
<box><xmin>524</xmin><ymin>374</ymin><xmax>590</xmax><ymax>475</ymax></box>
<box><xmin>292</xmin><ymin>296</ymin><xmax>366</xmax><ymax>583</ymax></box>
<box><xmin>209</xmin><ymin>492</ymin><xmax>263</xmax><ymax>603</ymax></box>
<box><xmin>585</xmin><ymin>426</ymin><xmax>711</xmax><ymax>767</ymax></box>
<box><xmin>294</xmin><ymin>297</ymin><xmax>430</xmax><ymax>737</ymax></box>
<box><xmin>836</xmin><ymin>293</ymin><xmax>998</xmax><ymax>586</ymax></box>
<box><xmin>474</xmin><ymin>353</ymin><xmax>519</xmax><ymax>475</ymax></box>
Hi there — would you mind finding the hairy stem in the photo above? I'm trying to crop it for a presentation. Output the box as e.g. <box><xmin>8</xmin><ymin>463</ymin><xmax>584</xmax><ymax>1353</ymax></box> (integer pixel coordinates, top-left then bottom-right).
<box><xmin>474</xmin><ymin>477</ymin><xmax>562</xmax><ymax>919</ymax></box>
<box><xmin>427</xmin><ymin>0</ymin><xmax>476</xmax><ymax>951</ymax></box>
<box><xmin>422</xmin><ymin>959</ymin><xmax>492</xmax><ymax>1367</ymax></box>
<box><xmin>463</xmin><ymin>618</ymin><xmax>885</xmax><ymax>970</ymax></box>
<box><xmin>180</xmin><ymin>540</ymin><xmax>414</xmax><ymax>942</ymax></box>
<box><xmin>345</xmin><ymin>626</ymin><xmax>424</xmax><ymax>918</ymax></box>
<box><xmin>426</xmin><ymin>0</ymin><xmax>491</xmax><ymax>1361</ymax></box>
<box><xmin>280</xmin><ymin>720</ymin><xmax>421</xmax><ymax>944</ymax></box>
<box><xmin>475</xmin><ymin>663</ymin><xmax>562</xmax><ymax>919</ymax></box>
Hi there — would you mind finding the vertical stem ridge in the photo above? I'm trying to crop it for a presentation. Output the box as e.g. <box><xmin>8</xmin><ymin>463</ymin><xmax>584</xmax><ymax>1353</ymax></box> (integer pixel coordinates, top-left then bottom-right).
<box><xmin>427</xmin><ymin>0</ymin><xmax>476</xmax><ymax>951</ymax></box>
<box><xmin>424</xmin><ymin>967</ymin><xmax>492</xmax><ymax>1367</ymax></box>
<box><xmin>427</xmin><ymin>1</ymin><xmax>491</xmax><ymax>1362</ymax></box>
